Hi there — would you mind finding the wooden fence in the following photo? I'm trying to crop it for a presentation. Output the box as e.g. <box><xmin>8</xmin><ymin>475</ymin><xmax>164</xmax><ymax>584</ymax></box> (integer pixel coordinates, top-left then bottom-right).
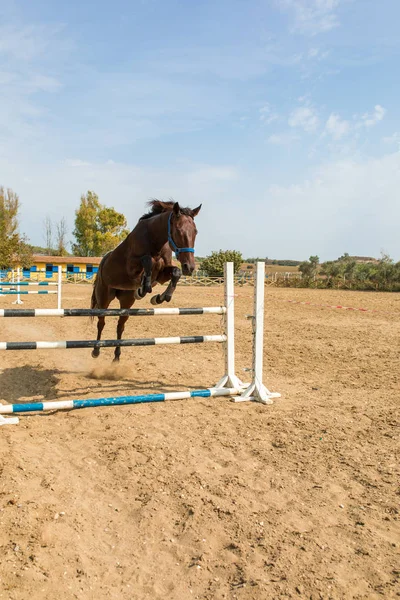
<box><xmin>2</xmin><ymin>269</ymin><xmax>302</xmax><ymax>287</ymax></box>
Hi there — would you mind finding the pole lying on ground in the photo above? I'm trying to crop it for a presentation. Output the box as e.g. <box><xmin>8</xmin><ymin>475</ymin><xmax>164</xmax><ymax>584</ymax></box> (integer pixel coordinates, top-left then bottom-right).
<box><xmin>0</xmin><ymin>388</ymin><xmax>240</xmax><ymax>416</ymax></box>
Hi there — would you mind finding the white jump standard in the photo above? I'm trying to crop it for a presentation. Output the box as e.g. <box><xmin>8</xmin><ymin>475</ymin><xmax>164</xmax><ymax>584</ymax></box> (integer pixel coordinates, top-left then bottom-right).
<box><xmin>233</xmin><ymin>261</ymin><xmax>281</xmax><ymax>405</ymax></box>
<box><xmin>0</xmin><ymin>262</ymin><xmax>279</xmax><ymax>425</ymax></box>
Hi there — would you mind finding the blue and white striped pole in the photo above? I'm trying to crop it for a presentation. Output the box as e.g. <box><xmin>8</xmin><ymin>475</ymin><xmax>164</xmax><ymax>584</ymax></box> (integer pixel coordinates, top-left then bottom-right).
<box><xmin>0</xmin><ymin>281</ymin><xmax>59</xmax><ymax>286</ymax></box>
<box><xmin>0</xmin><ymin>388</ymin><xmax>239</xmax><ymax>422</ymax></box>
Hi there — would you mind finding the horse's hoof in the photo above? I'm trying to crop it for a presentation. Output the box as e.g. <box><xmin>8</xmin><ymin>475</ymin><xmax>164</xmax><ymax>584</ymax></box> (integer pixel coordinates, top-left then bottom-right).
<box><xmin>113</xmin><ymin>357</ymin><xmax>120</xmax><ymax>363</ymax></box>
<box><xmin>151</xmin><ymin>294</ymin><xmax>161</xmax><ymax>305</ymax></box>
<box><xmin>165</xmin><ymin>295</ymin><xmax>172</xmax><ymax>303</ymax></box>
<box><xmin>91</xmin><ymin>349</ymin><xmax>100</xmax><ymax>359</ymax></box>
<box><xmin>134</xmin><ymin>289</ymin><xmax>143</xmax><ymax>300</ymax></box>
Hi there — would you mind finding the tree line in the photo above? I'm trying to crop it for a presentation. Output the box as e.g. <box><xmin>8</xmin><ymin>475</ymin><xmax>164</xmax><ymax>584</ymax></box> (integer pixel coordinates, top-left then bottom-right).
<box><xmin>1</xmin><ymin>185</ymin><xmax>398</xmax><ymax>291</ymax></box>
<box><xmin>0</xmin><ymin>187</ymin><xmax>129</xmax><ymax>268</ymax></box>
<box><xmin>294</xmin><ymin>253</ymin><xmax>400</xmax><ymax>291</ymax></box>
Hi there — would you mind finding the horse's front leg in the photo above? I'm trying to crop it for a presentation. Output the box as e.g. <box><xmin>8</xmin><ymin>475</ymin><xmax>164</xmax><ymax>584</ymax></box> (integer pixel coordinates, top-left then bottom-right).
<box><xmin>134</xmin><ymin>255</ymin><xmax>153</xmax><ymax>300</ymax></box>
<box><xmin>150</xmin><ymin>266</ymin><xmax>181</xmax><ymax>305</ymax></box>
<box><xmin>113</xmin><ymin>290</ymin><xmax>135</xmax><ymax>362</ymax></box>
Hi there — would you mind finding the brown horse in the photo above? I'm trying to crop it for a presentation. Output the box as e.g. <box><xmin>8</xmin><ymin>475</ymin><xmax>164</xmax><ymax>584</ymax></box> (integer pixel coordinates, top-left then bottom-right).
<box><xmin>91</xmin><ymin>199</ymin><xmax>201</xmax><ymax>361</ymax></box>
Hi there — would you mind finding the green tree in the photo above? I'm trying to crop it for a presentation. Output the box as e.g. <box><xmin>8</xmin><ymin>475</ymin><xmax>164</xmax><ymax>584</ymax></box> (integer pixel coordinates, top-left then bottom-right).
<box><xmin>299</xmin><ymin>255</ymin><xmax>319</xmax><ymax>283</ymax></box>
<box><xmin>56</xmin><ymin>217</ymin><xmax>69</xmax><ymax>256</ymax></box>
<box><xmin>0</xmin><ymin>187</ymin><xmax>32</xmax><ymax>269</ymax></box>
<box><xmin>72</xmin><ymin>191</ymin><xmax>129</xmax><ymax>256</ymax></box>
<box><xmin>354</xmin><ymin>262</ymin><xmax>375</xmax><ymax>283</ymax></box>
<box><xmin>201</xmin><ymin>250</ymin><xmax>243</xmax><ymax>277</ymax></box>
<box><xmin>320</xmin><ymin>260</ymin><xmax>343</xmax><ymax>283</ymax></box>
<box><xmin>374</xmin><ymin>253</ymin><xmax>396</xmax><ymax>287</ymax></box>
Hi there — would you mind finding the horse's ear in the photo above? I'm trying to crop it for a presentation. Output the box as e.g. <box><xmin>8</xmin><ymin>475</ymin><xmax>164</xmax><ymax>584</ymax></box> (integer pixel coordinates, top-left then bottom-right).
<box><xmin>191</xmin><ymin>204</ymin><xmax>202</xmax><ymax>217</ymax></box>
<box><xmin>173</xmin><ymin>202</ymin><xmax>181</xmax><ymax>216</ymax></box>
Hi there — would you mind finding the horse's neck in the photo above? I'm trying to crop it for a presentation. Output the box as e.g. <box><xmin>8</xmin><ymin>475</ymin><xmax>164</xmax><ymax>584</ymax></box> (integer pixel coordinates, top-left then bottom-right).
<box><xmin>147</xmin><ymin>211</ymin><xmax>170</xmax><ymax>252</ymax></box>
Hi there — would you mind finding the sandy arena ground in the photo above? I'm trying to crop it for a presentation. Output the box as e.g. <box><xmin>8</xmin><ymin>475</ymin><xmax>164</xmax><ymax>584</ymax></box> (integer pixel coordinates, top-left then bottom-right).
<box><xmin>0</xmin><ymin>283</ymin><xmax>399</xmax><ymax>600</ymax></box>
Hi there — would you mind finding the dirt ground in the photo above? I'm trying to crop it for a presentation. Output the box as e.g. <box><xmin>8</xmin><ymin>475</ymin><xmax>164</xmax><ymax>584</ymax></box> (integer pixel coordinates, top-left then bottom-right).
<box><xmin>0</xmin><ymin>284</ymin><xmax>399</xmax><ymax>600</ymax></box>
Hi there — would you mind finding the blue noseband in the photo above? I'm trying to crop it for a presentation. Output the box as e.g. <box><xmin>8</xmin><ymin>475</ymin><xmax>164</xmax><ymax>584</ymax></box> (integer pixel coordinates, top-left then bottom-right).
<box><xmin>168</xmin><ymin>212</ymin><xmax>195</xmax><ymax>258</ymax></box>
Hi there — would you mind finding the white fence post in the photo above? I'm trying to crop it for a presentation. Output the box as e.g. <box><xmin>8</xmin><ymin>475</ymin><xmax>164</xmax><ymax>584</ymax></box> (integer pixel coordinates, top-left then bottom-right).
<box><xmin>234</xmin><ymin>261</ymin><xmax>281</xmax><ymax>404</ymax></box>
<box><xmin>57</xmin><ymin>266</ymin><xmax>62</xmax><ymax>310</ymax></box>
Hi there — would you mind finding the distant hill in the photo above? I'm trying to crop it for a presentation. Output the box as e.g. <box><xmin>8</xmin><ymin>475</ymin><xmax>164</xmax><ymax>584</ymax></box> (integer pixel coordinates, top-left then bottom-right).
<box><xmin>245</xmin><ymin>258</ymin><xmax>301</xmax><ymax>266</ymax></box>
<box><xmin>347</xmin><ymin>256</ymin><xmax>378</xmax><ymax>263</ymax></box>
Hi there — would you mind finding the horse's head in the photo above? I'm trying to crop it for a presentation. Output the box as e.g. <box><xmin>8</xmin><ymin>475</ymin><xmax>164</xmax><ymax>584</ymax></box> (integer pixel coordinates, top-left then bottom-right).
<box><xmin>169</xmin><ymin>202</ymin><xmax>202</xmax><ymax>275</ymax></box>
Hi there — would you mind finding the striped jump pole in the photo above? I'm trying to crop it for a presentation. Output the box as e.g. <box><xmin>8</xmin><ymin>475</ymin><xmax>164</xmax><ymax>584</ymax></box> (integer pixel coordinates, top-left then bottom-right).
<box><xmin>0</xmin><ymin>307</ymin><xmax>226</xmax><ymax>317</ymax></box>
<box><xmin>0</xmin><ymin>281</ymin><xmax>60</xmax><ymax>286</ymax></box>
<box><xmin>0</xmin><ymin>290</ymin><xmax>59</xmax><ymax>295</ymax></box>
<box><xmin>0</xmin><ymin>335</ymin><xmax>226</xmax><ymax>351</ymax></box>
<box><xmin>0</xmin><ymin>388</ymin><xmax>240</xmax><ymax>420</ymax></box>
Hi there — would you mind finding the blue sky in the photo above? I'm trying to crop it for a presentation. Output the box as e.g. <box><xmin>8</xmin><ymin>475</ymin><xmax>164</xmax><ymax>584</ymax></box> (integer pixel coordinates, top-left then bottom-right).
<box><xmin>1</xmin><ymin>0</ymin><xmax>399</xmax><ymax>260</ymax></box>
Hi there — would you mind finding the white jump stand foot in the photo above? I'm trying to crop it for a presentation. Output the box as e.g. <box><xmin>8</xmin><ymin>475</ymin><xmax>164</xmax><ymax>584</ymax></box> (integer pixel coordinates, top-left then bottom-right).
<box><xmin>0</xmin><ymin>414</ymin><xmax>19</xmax><ymax>426</ymax></box>
<box><xmin>216</xmin><ymin>373</ymin><xmax>248</xmax><ymax>391</ymax></box>
<box><xmin>233</xmin><ymin>382</ymin><xmax>281</xmax><ymax>404</ymax></box>
<box><xmin>12</xmin><ymin>300</ymin><xmax>23</xmax><ymax>305</ymax></box>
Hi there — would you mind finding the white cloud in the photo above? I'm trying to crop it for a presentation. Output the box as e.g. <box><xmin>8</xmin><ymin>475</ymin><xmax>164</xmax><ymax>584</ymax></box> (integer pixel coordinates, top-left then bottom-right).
<box><xmin>0</xmin><ymin>24</ymin><xmax>67</xmax><ymax>62</ymax></box>
<box><xmin>277</xmin><ymin>0</ymin><xmax>341</xmax><ymax>35</ymax></box>
<box><xmin>360</xmin><ymin>104</ymin><xmax>386</xmax><ymax>127</ymax></box>
<box><xmin>308</xmin><ymin>47</ymin><xmax>320</xmax><ymax>58</ymax></box>
<box><xmin>259</xmin><ymin>103</ymin><xmax>278</xmax><ymax>125</ymax></box>
<box><xmin>265</xmin><ymin>152</ymin><xmax>400</xmax><ymax>259</ymax></box>
<box><xmin>383</xmin><ymin>132</ymin><xmax>400</xmax><ymax>146</ymax></box>
<box><xmin>288</xmin><ymin>106</ymin><xmax>319</xmax><ymax>132</ymax></box>
<box><xmin>325</xmin><ymin>113</ymin><xmax>350</xmax><ymax>139</ymax></box>
<box><xmin>267</xmin><ymin>133</ymin><xmax>300</xmax><ymax>145</ymax></box>
<box><xmin>307</xmin><ymin>47</ymin><xmax>330</xmax><ymax>60</ymax></box>
<box><xmin>64</xmin><ymin>159</ymin><xmax>92</xmax><ymax>168</ymax></box>
<box><xmin>2</xmin><ymin>150</ymin><xmax>400</xmax><ymax>261</ymax></box>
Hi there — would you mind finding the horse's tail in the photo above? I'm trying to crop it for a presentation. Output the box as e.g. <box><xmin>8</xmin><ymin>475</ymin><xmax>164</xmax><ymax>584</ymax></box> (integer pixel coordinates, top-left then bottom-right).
<box><xmin>90</xmin><ymin>253</ymin><xmax>109</xmax><ymax>319</ymax></box>
<box><xmin>91</xmin><ymin>279</ymin><xmax>98</xmax><ymax>309</ymax></box>
<box><xmin>90</xmin><ymin>273</ymin><xmax>99</xmax><ymax>321</ymax></box>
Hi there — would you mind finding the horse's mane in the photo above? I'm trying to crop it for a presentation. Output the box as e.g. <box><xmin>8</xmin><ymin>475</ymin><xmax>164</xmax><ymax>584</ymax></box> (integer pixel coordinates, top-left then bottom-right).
<box><xmin>139</xmin><ymin>199</ymin><xmax>194</xmax><ymax>221</ymax></box>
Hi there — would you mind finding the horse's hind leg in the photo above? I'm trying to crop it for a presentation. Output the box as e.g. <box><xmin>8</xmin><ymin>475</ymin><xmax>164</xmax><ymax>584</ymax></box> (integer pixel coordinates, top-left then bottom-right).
<box><xmin>113</xmin><ymin>291</ymin><xmax>135</xmax><ymax>362</ymax></box>
<box><xmin>92</xmin><ymin>316</ymin><xmax>106</xmax><ymax>358</ymax></box>
<box><xmin>151</xmin><ymin>266</ymin><xmax>181</xmax><ymax>305</ymax></box>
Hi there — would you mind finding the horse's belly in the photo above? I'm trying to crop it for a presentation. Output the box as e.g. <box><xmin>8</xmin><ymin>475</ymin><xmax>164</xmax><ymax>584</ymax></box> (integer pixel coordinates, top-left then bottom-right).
<box><xmin>104</xmin><ymin>271</ymin><xmax>142</xmax><ymax>291</ymax></box>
